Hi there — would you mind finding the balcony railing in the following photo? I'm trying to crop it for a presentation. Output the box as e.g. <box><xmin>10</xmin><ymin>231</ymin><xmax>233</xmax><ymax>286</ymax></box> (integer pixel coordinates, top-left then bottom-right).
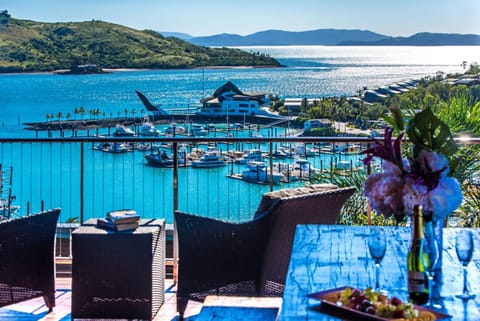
<box><xmin>0</xmin><ymin>136</ymin><xmax>377</xmax><ymax>221</ymax></box>
<box><xmin>1</xmin><ymin>135</ymin><xmax>479</xmax><ymax>261</ymax></box>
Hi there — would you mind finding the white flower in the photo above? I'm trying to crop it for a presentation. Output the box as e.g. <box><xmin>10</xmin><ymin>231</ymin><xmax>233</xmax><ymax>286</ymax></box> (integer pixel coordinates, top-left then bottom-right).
<box><xmin>402</xmin><ymin>177</ymin><xmax>429</xmax><ymax>216</ymax></box>
<box><xmin>428</xmin><ymin>177</ymin><xmax>463</xmax><ymax>220</ymax></box>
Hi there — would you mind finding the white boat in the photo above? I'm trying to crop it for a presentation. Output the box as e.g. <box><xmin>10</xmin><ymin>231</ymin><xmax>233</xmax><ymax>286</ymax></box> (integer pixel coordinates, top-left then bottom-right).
<box><xmin>292</xmin><ymin>158</ymin><xmax>321</xmax><ymax>176</ymax></box>
<box><xmin>93</xmin><ymin>142</ymin><xmax>129</xmax><ymax>153</ymax></box>
<box><xmin>139</xmin><ymin>117</ymin><xmax>162</xmax><ymax>136</ymax></box>
<box><xmin>144</xmin><ymin>149</ymin><xmax>188</xmax><ymax>167</ymax></box>
<box><xmin>234</xmin><ymin>149</ymin><xmax>264</xmax><ymax>164</ymax></box>
<box><xmin>165</xmin><ymin>122</ymin><xmax>186</xmax><ymax>135</ymax></box>
<box><xmin>113</xmin><ymin>125</ymin><xmax>136</xmax><ymax>137</ymax></box>
<box><xmin>241</xmin><ymin>161</ymin><xmax>283</xmax><ymax>184</ymax></box>
<box><xmin>144</xmin><ymin>150</ymin><xmax>174</xmax><ymax>167</ymax></box>
<box><xmin>294</xmin><ymin>143</ymin><xmax>317</xmax><ymax>156</ymax></box>
<box><xmin>272</xmin><ymin>148</ymin><xmax>288</xmax><ymax>159</ymax></box>
<box><xmin>190</xmin><ymin>124</ymin><xmax>208</xmax><ymax>136</ymax></box>
<box><xmin>191</xmin><ymin>148</ymin><xmax>226</xmax><ymax>168</ymax></box>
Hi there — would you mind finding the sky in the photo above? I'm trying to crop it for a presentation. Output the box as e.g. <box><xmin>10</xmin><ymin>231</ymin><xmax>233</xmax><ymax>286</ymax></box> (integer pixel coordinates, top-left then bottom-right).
<box><xmin>2</xmin><ymin>0</ymin><xmax>480</xmax><ymax>37</ymax></box>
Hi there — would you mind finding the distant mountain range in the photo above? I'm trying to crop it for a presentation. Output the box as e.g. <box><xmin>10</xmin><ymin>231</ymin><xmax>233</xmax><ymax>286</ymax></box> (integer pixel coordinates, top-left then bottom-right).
<box><xmin>160</xmin><ymin>29</ymin><xmax>480</xmax><ymax>46</ymax></box>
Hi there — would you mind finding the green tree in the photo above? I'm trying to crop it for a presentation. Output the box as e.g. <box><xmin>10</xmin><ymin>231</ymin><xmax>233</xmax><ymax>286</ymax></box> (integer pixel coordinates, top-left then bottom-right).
<box><xmin>79</xmin><ymin>106</ymin><xmax>86</xmax><ymax>120</ymax></box>
<box><xmin>73</xmin><ymin>107</ymin><xmax>80</xmax><ymax>120</ymax></box>
<box><xmin>56</xmin><ymin>112</ymin><xmax>63</xmax><ymax>122</ymax></box>
<box><xmin>0</xmin><ymin>10</ymin><xmax>10</xmax><ymax>25</ymax></box>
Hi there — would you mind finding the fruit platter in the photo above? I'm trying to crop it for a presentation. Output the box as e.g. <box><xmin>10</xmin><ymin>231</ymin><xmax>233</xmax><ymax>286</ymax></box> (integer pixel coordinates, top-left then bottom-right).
<box><xmin>308</xmin><ymin>286</ymin><xmax>451</xmax><ymax>321</ymax></box>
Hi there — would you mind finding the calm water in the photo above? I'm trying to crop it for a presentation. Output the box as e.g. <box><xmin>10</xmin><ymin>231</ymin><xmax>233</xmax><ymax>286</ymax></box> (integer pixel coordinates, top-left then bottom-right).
<box><xmin>0</xmin><ymin>46</ymin><xmax>477</xmax><ymax>223</ymax></box>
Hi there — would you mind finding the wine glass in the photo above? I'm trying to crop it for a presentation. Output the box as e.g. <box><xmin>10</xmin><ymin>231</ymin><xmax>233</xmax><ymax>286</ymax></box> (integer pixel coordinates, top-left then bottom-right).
<box><xmin>368</xmin><ymin>228</ymin><xmax>387</xmax><ymax>292</ymax></box>
<box><xmin>421</xmin><ymin>237</ymin><xmax>441</xmax><ymax>308</ymax></box>
<box><xmin>455</xmin><ymin>230</ymin><xmax>476</xmax><ymax>300</ymax></box>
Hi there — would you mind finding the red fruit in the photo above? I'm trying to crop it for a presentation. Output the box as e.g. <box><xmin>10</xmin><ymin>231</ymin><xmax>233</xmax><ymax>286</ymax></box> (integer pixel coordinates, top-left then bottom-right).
<box><xmin>390</xmin><ymin>297</ymin><xmax>402</xmax><ymax>306</ymax></box>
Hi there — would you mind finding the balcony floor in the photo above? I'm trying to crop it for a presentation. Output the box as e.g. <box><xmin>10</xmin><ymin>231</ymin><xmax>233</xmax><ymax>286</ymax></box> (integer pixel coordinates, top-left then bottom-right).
<box><xmin>0</xmin><ymin>277</ymin><xmax>203</xmax><ymax>320</ymax></box>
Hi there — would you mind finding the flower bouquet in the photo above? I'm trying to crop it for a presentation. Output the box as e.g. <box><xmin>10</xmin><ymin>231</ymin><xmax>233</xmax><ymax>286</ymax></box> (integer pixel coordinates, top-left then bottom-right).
<box><xmin>362</xmin><ymin>108</ymin><xmax>463</xmax><ymax>223</ymax></box>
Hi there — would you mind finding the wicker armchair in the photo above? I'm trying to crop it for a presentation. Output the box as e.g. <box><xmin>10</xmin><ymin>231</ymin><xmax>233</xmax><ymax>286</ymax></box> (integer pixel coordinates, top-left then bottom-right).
<box><xmin>0</xmin><ymin>208</ymin><xmax>61</xmax><ymax>311</ymax></box>
<box><xmin>255</xmin><ymin>185</ymin><xmax>356</xmax><ymax>295</ymax></box>
<box><xmin>174</xmin><ymin>184</ymin><xmax>355</xmax><ymax>319</ymax></box>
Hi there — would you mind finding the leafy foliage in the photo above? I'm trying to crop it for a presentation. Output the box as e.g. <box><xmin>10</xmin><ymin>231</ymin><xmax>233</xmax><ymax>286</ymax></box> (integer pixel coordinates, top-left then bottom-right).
<box><xmin>0</xmin><ymin>17</ymin><xmax>282</xmax><ymax>72</ymax></box>
<box><xmin>406</xmin><ymin>108</ymin><xmax>458</xmax><ymax>159</ymax></box>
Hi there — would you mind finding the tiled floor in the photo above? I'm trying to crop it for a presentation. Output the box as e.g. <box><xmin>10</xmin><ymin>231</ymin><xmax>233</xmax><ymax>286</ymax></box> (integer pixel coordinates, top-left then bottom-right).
<box><xmin>0</xmin><ymin>277</ymin><xmax>203</xmax><ymax>320</ymax></box>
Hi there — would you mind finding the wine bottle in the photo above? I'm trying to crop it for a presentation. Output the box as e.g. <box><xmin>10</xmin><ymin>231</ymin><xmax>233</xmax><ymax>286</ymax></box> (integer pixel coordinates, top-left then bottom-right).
<box><xmin>408</xmin><ymin>205</ymin><xmax>429</xmax><ymax>304</ymax></box>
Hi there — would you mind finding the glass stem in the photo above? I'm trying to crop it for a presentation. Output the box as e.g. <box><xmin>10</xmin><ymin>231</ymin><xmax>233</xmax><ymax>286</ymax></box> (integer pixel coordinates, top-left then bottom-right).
<box><xmin>428</xmin><ymin>274</ymin><xmax>434</xmax><ymax>305</ymax></box>
<box><xmin>375</xmin><ymin>262</ymin><xmax>380</xmax><ymax>290</ymax></box>
<box><xmin>462</xmin><ymin>265</ymin><xmax>469</xmax><ymax>296</ymax></box>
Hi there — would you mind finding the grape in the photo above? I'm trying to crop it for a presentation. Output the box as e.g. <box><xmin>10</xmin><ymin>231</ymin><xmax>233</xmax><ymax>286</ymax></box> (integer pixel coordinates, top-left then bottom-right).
<box><xmin>390</xmin><ymin>297</ymin><xmax>402</xmax><ymax>306</ymax></box>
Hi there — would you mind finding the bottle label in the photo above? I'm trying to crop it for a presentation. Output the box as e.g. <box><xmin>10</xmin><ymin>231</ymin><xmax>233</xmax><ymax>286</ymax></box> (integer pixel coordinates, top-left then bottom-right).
<box><xmin>408</xmin><ymin>271</ymin><xmax>426</xmax><ymax>292</ymax></box>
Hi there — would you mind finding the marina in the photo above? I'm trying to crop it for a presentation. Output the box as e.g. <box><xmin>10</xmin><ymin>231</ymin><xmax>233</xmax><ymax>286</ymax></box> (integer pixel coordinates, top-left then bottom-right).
<box><xmin>0</xmin><ymin>45</ymin><xmax>476</xmax><ymax>224</ymax></box>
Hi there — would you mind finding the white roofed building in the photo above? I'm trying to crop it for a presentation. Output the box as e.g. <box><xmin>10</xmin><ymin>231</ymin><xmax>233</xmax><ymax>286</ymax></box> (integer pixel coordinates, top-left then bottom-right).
<box><xmin>198</xmin><ymin>81</ymin><xmax>281</xmax><ymax>118</ymax></box>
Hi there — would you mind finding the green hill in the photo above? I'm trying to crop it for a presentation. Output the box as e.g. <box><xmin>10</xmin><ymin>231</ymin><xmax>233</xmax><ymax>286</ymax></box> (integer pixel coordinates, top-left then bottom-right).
<box><xmin>0</xmin><ymin>13</ymin><xmax>282</xmax><ymax>73</ymax></box>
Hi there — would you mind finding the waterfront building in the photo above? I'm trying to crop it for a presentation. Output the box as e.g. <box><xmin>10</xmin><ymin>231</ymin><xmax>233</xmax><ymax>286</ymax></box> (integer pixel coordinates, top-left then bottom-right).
<box><xmin>198</xmin><ymin>81</ymin><xmax>281</xmax><ymax>118</ymax></box>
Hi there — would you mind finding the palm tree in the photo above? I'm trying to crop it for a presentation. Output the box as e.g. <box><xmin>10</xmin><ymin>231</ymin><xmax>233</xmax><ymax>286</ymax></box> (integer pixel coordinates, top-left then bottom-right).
<box><xmin>56</xmin><ymin>112</ymin><xmax>63</xmax><ymax>123</ymax></box>
<box><xmin>79</xmin><ymin>106</ymin><xmax>86</xmax><ymax>120</ymax></box>
<box><xmin>73</xmin><ymin>107</ymin><xmax>79</xmax><ymax>120</ymax></box>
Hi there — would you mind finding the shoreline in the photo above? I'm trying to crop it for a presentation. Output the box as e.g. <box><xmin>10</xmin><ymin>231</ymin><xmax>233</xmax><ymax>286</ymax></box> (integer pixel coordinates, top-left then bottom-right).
<box><xmin>23</xmin><ymin>114</ymin><xmax>291</xmax><ymax>132</ymax></box>
<box><xmin>0</xmin><ymin>65</ymin><xmax>283</xmax><ymax>76</ymax></box>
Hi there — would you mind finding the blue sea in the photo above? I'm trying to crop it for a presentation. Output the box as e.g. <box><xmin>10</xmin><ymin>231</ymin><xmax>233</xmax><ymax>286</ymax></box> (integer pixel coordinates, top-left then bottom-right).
<box><xmin>0</xmin><ymin>46</ymin><xmax>477</xmax><ymax>223</ymax></box>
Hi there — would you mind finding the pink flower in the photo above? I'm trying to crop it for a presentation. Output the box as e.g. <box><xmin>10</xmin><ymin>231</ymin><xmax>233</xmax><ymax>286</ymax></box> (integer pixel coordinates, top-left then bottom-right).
<box><xmin>362</xmin><ymin>124</ymin><xmax>462</xmax><ymax>222</ymax></box>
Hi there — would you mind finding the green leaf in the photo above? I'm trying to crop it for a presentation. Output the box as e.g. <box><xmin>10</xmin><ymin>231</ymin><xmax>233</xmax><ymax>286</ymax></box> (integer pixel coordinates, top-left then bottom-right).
<box><xmin>406</xmin><ymin>109</ymin><xmax>458</xmax><ymax>158</ymax></box>
<box><xmin>388</xmin><ymin>106</ymin><xmax>405</xmax><ymax>132</ymax></box>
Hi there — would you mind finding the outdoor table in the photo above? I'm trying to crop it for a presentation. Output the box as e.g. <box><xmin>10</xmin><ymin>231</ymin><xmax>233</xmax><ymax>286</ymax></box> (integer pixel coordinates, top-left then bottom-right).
<box><xmin>279</xmin><ymin>224</ymin><xmax>480</xmax><ymax>321</ymax></box>
<box><xmin>71</xmin><ymin>218</ymin><xmax>165</xmax><ymax>320</ymax></box>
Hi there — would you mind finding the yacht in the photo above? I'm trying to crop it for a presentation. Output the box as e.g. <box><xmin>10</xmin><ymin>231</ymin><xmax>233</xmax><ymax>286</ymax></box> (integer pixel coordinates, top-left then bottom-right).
<box><xmin>165</xmin><ymin>123</ymin><xmax>186</xmax><ymax>135</ymax></box>
<box><xmin>93</xmin><ymin>142</ymin><xmax>129</xmax><ymax>153</ymax></box>
<box><xmin>144</xmin><ymin>150</ymin><xmax>174</xmax><ymax>167</ymax></box>
<box><xmin>139</xmin><ymin>117</ymin><xmax>162</xmax><ymax>136</ymax></box>
<box><xmin>144</xmin><ymin>150</ymin><xmax>188</xmax><ymax>167</ymax></box>
<box><xmin>234</xmin><ymin>149</ymin><xmax>264</xmax><ymax>165</ymax></box>
<box><xmin>113</xmin><ymin>125</ymin><xmax>136</xmax><ymax>137</ymax></box>
<box><xmin>241</xmin><ymin>161</ymin><xmax>283</xmax><ymax>184</ymax></box>
<box><xmin>191</xmin><ymin>148</ymin><xmax>226</xmax><ymax>168</ymax></box>
<box><xmin>190</xmin><ymin>124</ymin><xmax>208</xmax><ymax>136</ymax></box>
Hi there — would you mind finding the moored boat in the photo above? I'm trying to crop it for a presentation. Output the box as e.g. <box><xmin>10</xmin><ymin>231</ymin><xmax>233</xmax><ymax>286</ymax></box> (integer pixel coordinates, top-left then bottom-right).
<box><xmin>190</xmin><ymin>124</ymin><xmax>208</xmax><ymax>136</ymax></box>
<box><xmin>191</xmin><ymin>147</ymin><xmax>226</xmax><ymax>168</ymax></box>
<box><xmin>241</xmin><ymin>161</ymin><xmax>283</xmax><ymax>184</ymax></box>
<box><xmin>139</xmin><ymin>117</ymin><xmax>162</xmax><ymax>136</ymax></box>
<box><xmin>144</xmin><ymin>150</ymin><xmax>174</xmax><ymax>167</ymax></box>
<box><xmin>113</xmin><ymin>125</ymin><xmax>136</xmax><ymax>137</ymax></box>
<box><xmin>93</xmin><ymin>142</ymin><xmax>129</xmax><ymax>153</ymax></box>
<box><xmin>165</xmin><ymin>122</ymin><xmax>186</xmax><ymax>135</ymax></box>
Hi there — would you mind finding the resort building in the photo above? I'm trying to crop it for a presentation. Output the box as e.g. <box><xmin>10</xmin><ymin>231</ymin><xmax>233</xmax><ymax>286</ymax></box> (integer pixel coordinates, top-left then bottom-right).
<box><xmin>283</xmin><ymin>98</ymin><xmax>303</xmax><ymax>114</ymax></box>
<box><xmin>303</xmin><ymin>118</ymin><xmax>333</xmax><ymax>131</ymax></box>
<box><xmin>362</xmin><ymin>90</ymin><xmax>387</xmax><ymax>103</ymax></box>
<box><xmin>198</xmin><ymin>81</ymin><xmax>280</xmax><ymax>118</ymax></box>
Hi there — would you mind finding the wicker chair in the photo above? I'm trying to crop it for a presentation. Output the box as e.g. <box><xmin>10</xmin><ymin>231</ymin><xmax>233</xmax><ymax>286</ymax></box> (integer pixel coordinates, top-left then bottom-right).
<box><xmin>0</xmin><ymin>208</ymin><xmax>61</xmax><ymax>311</ymax></box>
<box><xmin>255</xmin><ymin>185</ymin><xmax>356</xmax><ymax>295</ymax></box>
<box><xmin>174</xmin><ymin>184</ymin><xmax>355</xmax><ymax>319</ymax></box>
